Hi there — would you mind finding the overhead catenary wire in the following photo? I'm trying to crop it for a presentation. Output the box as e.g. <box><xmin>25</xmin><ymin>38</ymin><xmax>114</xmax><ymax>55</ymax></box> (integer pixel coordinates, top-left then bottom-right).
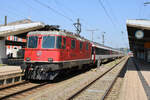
<box><xmin>52</xmin><ymin>0</ymin><xmax>75</xmax><ymax>18</ymax></box>
<box><xmin>23</xmin><ymin>0</ymin><xmax>95</xmax><ymax>36</ymax></box>
<box><xmin>138</xmin><ymin>0</ymin><xmax>148</xmax><ymax>18</ymax></box>
<box><xmin>22</xmin><ymin>0</ymin><xmax>57</xmax><ymax>24</ymax></box>
<box><xmin>98</xmin><ymin>0</ymin><xmax>128</xmax><ymax>48</ymax></box>
<box><xmin>104</xmin><ymin>0</ymin><xmax>126</xmax><ymax>43</ymax></box>
<box><xmin>98</xmin><ymin>0</ymin><xmax>117</xmax><ymax>29</ymax></box>
<box><xmin>104</xmin><ymin>0</ymin><xmax>122</xmax><ymax>28</ymax></box>
<box><xmin>52</xmin><ymin>0</ymin><xmax>96</xmax><ymax>29</ymax></box>
<box><xmin>34</xmin><ymin>0</ymin><xmax>74</xmax><ymax>22</ymax></box>
<box><xmin>34</xmin><ymin>0</ymin><xmax>99</xmax><ymax>34</ymax></box>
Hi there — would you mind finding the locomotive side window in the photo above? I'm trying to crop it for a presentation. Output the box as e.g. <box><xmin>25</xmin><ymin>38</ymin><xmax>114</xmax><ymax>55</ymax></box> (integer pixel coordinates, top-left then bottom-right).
<box><xmin>56</xmin><ymin>36</ymin><xmax>62</xmax><ymax>49</ymax></box>
<box><xmin>71</xmin><ymin>40</ymin><xmax>75</xmax><ymax>49</ymax></box>
<box><xmin>86</xmin><ymin>43</ymin><xmax>88</xmax><ymax>50</ymax></box>
<box><xmin>63</xmin><ymin>38</ymin><xmax>66</xmax><ymax>49</ymax></box>
<box><xmin>42</xmin><ymin>36</ymin><xmax>55</xmax><ymax>48</ymax></box>
<box><xmin>28</xmin><ymin>36</ymin><xmax>38</xmax><ymax>48</ymax></box>
<box><xmin>80</xmin><ymin>42</ymin><xmax>83</xmax><ymax>50</ymax></box>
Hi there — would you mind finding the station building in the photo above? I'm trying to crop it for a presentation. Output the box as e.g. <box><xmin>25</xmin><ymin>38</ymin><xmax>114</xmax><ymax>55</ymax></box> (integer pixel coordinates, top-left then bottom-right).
<box><xmin>0</xmin><ymin>19</ymin><xmax>45</xmax><ymax>63</ymax></box>
<box><xmin>127</xmin><ymin>19</ymin><xmax>150</xmax><ymax>62</ymax></box>
<box><xmin>6</xmin><ymin>36</ymin><xmax>26</xmax><ymax>58</ymax></box>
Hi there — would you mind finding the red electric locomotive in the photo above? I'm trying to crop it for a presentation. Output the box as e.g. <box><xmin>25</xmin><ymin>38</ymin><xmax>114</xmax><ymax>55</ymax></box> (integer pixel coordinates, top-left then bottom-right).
<box><xmin>23</xmin><ymin>31</ymin><xmax>92</xmax><ymax>80</ymax></box>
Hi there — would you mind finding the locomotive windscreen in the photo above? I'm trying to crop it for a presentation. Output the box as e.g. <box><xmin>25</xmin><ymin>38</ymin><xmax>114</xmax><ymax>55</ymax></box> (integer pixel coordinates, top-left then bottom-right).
<box><xmin>27</xmin><ymin>36</ymin><xmax>38</xmax><ymax>48</ymax></box>
<box><xmin>42</xmin><ymin>36</ymin><xmax>55</xmax><ymax>48</ymax></box>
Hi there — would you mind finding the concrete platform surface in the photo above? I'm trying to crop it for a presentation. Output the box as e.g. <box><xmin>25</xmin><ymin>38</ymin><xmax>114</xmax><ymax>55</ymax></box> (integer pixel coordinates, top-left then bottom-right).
<box><xmin>119</xmin><ymin>58</ymin><xmax>149</xmax><ymax>100</ymax></box>
<box><xmin>0</xmin><ymin>65</ymin><xmax>22</xmax><ymax>76</ymax></box>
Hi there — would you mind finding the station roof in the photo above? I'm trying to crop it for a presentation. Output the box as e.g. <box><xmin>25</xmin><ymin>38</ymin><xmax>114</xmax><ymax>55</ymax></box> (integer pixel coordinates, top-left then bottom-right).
<box><xmin>0</xmin><ymin>19</ymin><xmax>45</xmax><ymax>47</ymax></box>
<box><xmin>127</xmin><ymin>19</ymin><xmax>150</xmax><ymax>52</ymax></box>
<box><xmin>0</xmin><ymin>19</ymin><xmax>45</xmax><ymax>38</ymax></box>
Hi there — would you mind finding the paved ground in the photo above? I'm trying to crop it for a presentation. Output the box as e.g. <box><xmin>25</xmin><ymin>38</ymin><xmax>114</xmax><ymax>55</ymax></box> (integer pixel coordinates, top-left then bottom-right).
<box><xmin>136</xmin><ymin>60</ymin><xmax>150</xmax><ymax>87</ymax></box>
<box><xmin>118</xmin><ymin>58</ymin><xmax>148</xmax><ymax>100</ymax></box>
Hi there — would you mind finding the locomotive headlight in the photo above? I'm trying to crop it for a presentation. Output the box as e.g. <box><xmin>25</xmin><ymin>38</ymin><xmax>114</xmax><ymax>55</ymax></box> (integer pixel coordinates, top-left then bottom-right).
<box><xmin>26</xmin><ymin>57</ymin><xmax>30</xmax><ymax>61</ymax></box>
<box><xmin>48</xmin><ymin>58</ymin><xmax>53</xmax><ymax>62</ymax></box>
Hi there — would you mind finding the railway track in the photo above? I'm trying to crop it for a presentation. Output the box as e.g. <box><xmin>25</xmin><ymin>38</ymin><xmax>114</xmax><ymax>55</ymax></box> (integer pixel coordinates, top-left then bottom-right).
<box><xmin>67</xmin><ymin>56</ymin><xmax>128</xmax><ymax>100</ymax></box>
<box><xmin>0</xmin><ymin>80</ymin><xmax>50</xmax><ymax>100</ymax></box>
<box><xmin>0</xmin><ymin>57</ymin><xmax>128</xmax><ymax>100</ymax></box>
<box><xmin>23</xmin><ymin>57</ymin><xmax>128</xmax><ymax>100</ymax></box>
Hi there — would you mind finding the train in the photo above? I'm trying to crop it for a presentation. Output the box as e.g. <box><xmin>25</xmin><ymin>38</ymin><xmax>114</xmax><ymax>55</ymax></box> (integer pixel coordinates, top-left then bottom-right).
<box><xmin>22</xmin><ymin>30</ymin><xmax>124</xmax><ymax>80</ymax></box>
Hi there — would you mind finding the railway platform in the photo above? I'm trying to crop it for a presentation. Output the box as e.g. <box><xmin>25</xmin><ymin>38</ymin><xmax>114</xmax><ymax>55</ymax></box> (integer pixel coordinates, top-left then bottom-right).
<box><xmin>0</xmin><ymin>65</ymin><xmax>23</xmax><ymax>86</ymax></box>
<box><xmin>119</xmin><ymin>57</ymin><xmax>150</xmax><ymax>100</ymax></box>
<box><xmin>0</xmin><ymin>65</ymin><xmax>22</xmax><ymax>76</ymax></box>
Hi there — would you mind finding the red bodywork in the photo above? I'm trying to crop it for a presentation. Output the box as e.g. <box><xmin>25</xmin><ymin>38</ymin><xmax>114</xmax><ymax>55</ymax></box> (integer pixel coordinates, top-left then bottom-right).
<box><xmin>24</xmin><ymin>34</ymin><xmax>92</xmax><ymax>63</ymax></box>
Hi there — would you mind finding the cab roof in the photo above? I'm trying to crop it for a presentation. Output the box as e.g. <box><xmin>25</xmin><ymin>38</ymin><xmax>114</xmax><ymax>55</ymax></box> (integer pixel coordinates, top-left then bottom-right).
<box><xmin>28</xmin><ymin>31</ymin><xmax>89</xmax><ymax>42</ymax></box>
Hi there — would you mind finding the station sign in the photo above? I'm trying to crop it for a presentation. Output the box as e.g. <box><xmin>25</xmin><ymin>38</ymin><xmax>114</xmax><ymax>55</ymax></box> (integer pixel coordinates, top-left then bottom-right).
<box><xmin>144</xmin><ymin>42</ymin><xmax>150</xmax><ymax>48</ymax></box>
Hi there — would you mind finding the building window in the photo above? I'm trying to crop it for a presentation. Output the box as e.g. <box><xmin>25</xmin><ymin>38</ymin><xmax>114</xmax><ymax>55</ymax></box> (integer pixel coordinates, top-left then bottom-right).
<box><xmin>71</xmin><ymin>40</ymin><xmax>75</xmax><ymax>49</ymax></box>
<box><xmin>14</xmin><ymin>37</ymin><xmax>18</xmax><ymax>41</ymax></box>
<box><xmin>10</xmin><ymin>36</ymin><xmax>13</xmax><ymax>40</ymax></box>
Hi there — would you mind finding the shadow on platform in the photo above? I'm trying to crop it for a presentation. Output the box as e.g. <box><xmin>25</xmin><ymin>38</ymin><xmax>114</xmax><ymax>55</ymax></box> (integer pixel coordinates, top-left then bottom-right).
<box><xmin>127</xmin><ymin>57</ymin><xmax>150</xmax><ymax>71</ymax></box>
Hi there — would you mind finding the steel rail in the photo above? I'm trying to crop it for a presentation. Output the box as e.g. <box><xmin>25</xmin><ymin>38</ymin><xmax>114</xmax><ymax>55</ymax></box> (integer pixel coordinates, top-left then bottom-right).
<box><xmin>101</xmin><ymin>57</ymin><xmax>128</xmax><ymax>100</ymax></box>
<box><xmin>0</xmin><ymin>73</ymin><xmax>24</xmax><ymax>86</ymax></box>
<box><xmin>67</xmin><ymin>56</ymin><xmax>127</xmax><ymax>100</ymax></box>
<box><xmin>0</xmin><ymin>80</ymin><xmax>27</xmax><ymax>90</ymax></box>
<box><xmin>0</xmin><ymin>81</ymin><xmax>49</xmax><ymax>100</ymax></box>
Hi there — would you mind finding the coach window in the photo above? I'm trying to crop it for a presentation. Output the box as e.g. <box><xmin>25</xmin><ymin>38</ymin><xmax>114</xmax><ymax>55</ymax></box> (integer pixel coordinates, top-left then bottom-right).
<box><xmin>28</xmin><ymin>36</ymin><xmax>38</xmax><ymax>48</ymax></box>
<box><xmin>86</xmin><ymin>43</ymin><xmax>88</xmax><ymax>50</ymax></box>
<box><xmin>80</xmin><ymin>42</ymin><xmax>83</xmax><ymax>50</ymax></box>
<box><xmin>56</xmin><ymin>36</ymin><xmax>62</xmax><ymax>49</ymax></box>
<box><xmin>42</xmin><ymin>36</ymin><xmax>55</xmax><ymax>48</ymax></box>
<box><xmin>62</xmin><ymin>38</ymin><xmax>66</xmax><ymax>49</ymax></box>
<box><xmin>71</xmin><ymin>40</ymin><xmax>75</xmax><ymax>49</ymax></box>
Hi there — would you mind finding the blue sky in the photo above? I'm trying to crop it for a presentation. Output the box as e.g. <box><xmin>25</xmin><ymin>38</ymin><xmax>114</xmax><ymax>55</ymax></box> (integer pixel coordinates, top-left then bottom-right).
<box><xmin>0</xmin><ymin>0</ymin><xmax>149</xmax><ymax>48</ymax></box>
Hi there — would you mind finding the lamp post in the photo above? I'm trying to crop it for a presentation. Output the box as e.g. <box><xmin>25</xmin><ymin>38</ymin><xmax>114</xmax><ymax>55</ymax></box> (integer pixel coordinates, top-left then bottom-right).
<box><xmin>87</xmin><ymin>29</ymin><xmax>98</xmax><ymax>42</ymax></box>
<box><xmin>144</xmin><ymin>2</ymin><xmax>150</xmax><ymax>5</ymax></box>
<box><xmin>97</xmin><ymin>36</ymin><xmax>101</xmax><ymax>44</ymax></box>
<box><xmin>144</xmin><ymin>2</ymin><xmax>150</xmax><ymax>6</ymax></box>
<box><xmin>102</xmin><ymin>32</ymin><xmax>105</xmax><ymax>45</ymax></box>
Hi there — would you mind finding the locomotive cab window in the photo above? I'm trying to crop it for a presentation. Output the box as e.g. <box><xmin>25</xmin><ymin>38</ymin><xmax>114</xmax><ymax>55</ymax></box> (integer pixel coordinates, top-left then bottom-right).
<box><xmin>86</xmin><ymin>43</ymin><xmax>89</xmax><ymax>50</ymax></box>
<box><xmin>42</xmin><ymin>36</ymin><xmax>55</xmax><ymax>48</ymax></box>
<box><xmin>27</xmin><ymin>36</ymin><xmax>38</xmax><ymax>48</ymax></box>
<box><xmin>80</xmin><ymin>42</ymin><xmax>83</xmax><ymax>50</ymax></box>
<box><xmin>71</xmin><ymin>40</ymin><xmax>75</xmax><ymax>49</ymax></box>
<box><xmin>56</xmin><ymin>36</ymin><xmax>62</xmax><ymax>49</ymax></box>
